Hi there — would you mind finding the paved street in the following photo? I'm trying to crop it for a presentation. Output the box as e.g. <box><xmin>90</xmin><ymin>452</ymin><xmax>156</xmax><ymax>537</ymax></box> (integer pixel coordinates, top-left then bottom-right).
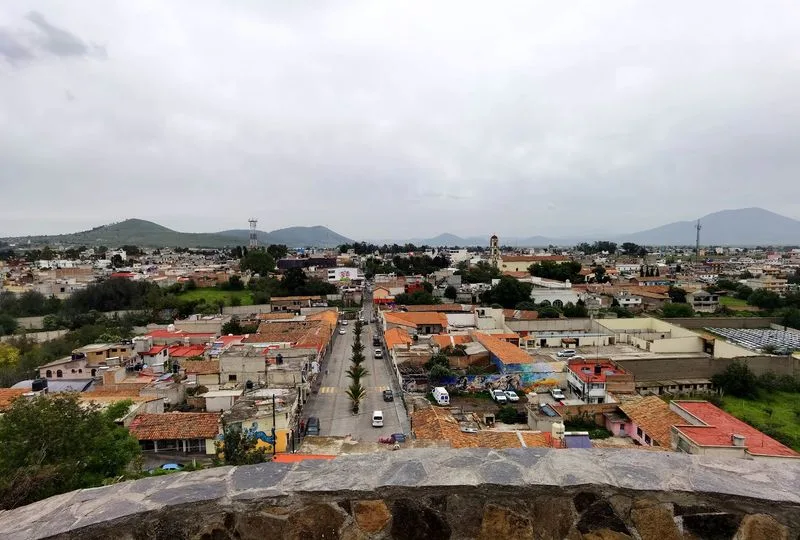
<box><xmin>303</xmin><ymin>297</ymin><xmax>409</xmax><ymax>441</ymax></box>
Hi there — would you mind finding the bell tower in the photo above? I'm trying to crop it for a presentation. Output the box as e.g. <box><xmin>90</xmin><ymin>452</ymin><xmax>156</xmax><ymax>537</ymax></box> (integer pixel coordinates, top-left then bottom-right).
<box><xmin>489</xmin><ymin>234</ymin><xmax>500</xmax><ymax>267</ymax></box>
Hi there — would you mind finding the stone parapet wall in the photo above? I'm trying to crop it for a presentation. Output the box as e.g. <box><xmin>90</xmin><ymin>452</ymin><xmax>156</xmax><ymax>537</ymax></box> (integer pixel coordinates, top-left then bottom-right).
<box><xmin>0</xmin><ymin>448</ymin><xmax>798</xmax><ymax>539</ymax></box>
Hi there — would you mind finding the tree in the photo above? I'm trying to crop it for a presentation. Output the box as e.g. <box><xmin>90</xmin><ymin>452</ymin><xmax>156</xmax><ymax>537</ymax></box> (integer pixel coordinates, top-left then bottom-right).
<box><xmin>0</xmin><ymin>394</ymin><xmax>140</xmax><ymax>509</ymax></box>
<box><xmin>482</xmin><ymin>276</ymin><xmax>533</xmax><ymax>309</ymax></box>
<box><xmin>218</xmin><ymin>425</ymin><xmax>270</xmax><ymax>466</ymax></box>
<box><xmin>281</xmin><ymin>267</ymin><xmax>308</xmax><ymax>293</ymax></box>
<box><xmin>514</xmin><ymin>301</ymin><xmax>538</xmax><ymax>311</ymax></box>
<box><xmin>529</xmin><ymin>260</ymin><xmax>582</xmax><ymax>282</ymax></box>
<box><xmin>266</xmin><ymin>244</ymin><xmax>289</xmax><ymax>261</ymax></box>
<box><xmin>394</xmin><ymin>291</ymin><xmax>439</xmax><ymax>305</ymax></box>
<box><xmin>444</xmin><ymin>285</ymin><xmax>457</xmax><ymax>301</ymax></box>
<box><xmin>747</xmin><ymin>289</ymin><xmax>782</xmax><ymax>311</ymax></box>
<box><xmin>667</xmin><ymin>286</ymin><xmax>687</xmax><ymax>303</ymax></box>
<box><xmin>562</xmin><ymin>302</ymin><xmax>588</xmax><ymax>318</ymax></box>
<box><xmin>537</xmin><ymin>307</ymin><xmax>561</xmax><ymax>319</ymax></box>
<box><xmin>711</xmin><ymin>362</ymin><xmax>758</xmax><ymax>398</ymax></box>
<box><xmin>345</xmin><ymin>382</ymin><xmax>367</xmax><ymax>414</ymax></box>
<box><xmin>346</xmin><ymin>365</ymin><xmax>369</xmax><ymax>383</ymax></box>
<box><xmin>778</xmin><ymin>307</ymin><xmax>800</xmax><ymax>331</ymax></box>
<box><xmin>221</xmin><ymin>316</ymin><xmax>244</xmax><ymax>335</ymax></box>
<box><xmin>110</xmin><ymin>254</ymin><xmax>124</xmax><ymax>268</ymax></box>
<box><xmin>621</xmin><ymin>242</ymin><xmax>641</xmax><ymax>255</ymax></box>
<box><xmin>240</xmin><ymin>249</ymin><xmax>275</xmax><ymax>276</ymax></box>
<box><xmin>662</xmin><ymin>303</ymin><xmax>694</xmax><ymax>317</ymax></box>
<box><xmin>0</xmin><ymin>314</ymin><xmax>17</xmax><ymax>336</ymax></box>
<box><xmin>0</xmin><ymin>343</ymin><xmax>20</xmax><ymax>367</ymax></box>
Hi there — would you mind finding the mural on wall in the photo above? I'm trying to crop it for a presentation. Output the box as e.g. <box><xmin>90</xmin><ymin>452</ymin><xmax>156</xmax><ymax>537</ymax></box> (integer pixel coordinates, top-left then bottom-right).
<box><xmin>438</xmin><ymin>361</ymin><xmax>566</xmax><ymax>394</ymax></box>
<box><xmin>247</xmin><ymin>422</ymin><xmax>276</xmax><ymax>452</ymax></box>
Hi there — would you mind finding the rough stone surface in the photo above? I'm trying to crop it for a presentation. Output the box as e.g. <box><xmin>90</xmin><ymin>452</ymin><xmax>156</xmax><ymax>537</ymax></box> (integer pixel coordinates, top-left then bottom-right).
<box><xmin>0</xmin><ymin>448</ymin><xmax>796</xmax><ymax>539</ymax></box>
<box><xmin>733</xmin><ymin>513</ymin><xmax>790</xmax><ymax>540</ymax></box>
<box><xmin>630</xmin><ymin>499</ymin><xmax>681</xmax><ymax>540</ymax></box>
<box><xmin>477</xmin><ymin>504</ymin><xmax>533</xmax><ymax>540</ymax></box>
<box><xmin>353</xmin><ymin>500</ymin><xmax>391</xmax><ymax>534</ymax></box>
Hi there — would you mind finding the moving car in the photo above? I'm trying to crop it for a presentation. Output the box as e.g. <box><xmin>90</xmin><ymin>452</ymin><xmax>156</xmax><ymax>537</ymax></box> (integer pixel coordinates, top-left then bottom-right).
<box><xmin>373</xmin><ymin>337</ymin><xmax>381</xmax><ymax>346</ymax></box>
<box><xmin>556</xmin><ymin>349</ymin><xmax>576</xmax><ymax>358</ymax></box>
<box><xmin>338</xmin><ymin>329</ymin><xmax>346</xmax><ymax>335</ymax></box>
<box><xmin>372</xmin><ymin>410</ymin><xmax>384</xmax><ymax>427</ymax></box>
<box><xmin>382</xmin><ymin>389</ymin><xmax>394</xmax><ymax>402</ymax></box>
<box><xmin>305</xmin><ymin>416</ymin><xmax>320</xmax><ymax>435</ymax></box>
<box><xmin>504</xmin><ymin>390</ymin><xmax>520</xmax><ymax>402</ymax></box>
<box><xmin>491</xmin><ymin>389</ymin><xmax>508</xmax><ymax>404</ymax></box>
<box><xmin>374</xmin><ymin>349</ymin><xmax>383</xmax><ymax>358</ymax></box>
<box><xmin>550</xmin><ymin>388</ymin><xmax>566</xmax><ymax>401</ymax></box>
<box><xmin>341</xmin><ymin>320</ymin><xmax>348</xmax><ymax>326</ymax></box>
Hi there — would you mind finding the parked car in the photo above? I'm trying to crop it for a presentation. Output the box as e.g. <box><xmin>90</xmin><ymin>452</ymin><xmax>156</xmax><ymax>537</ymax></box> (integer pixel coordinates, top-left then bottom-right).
<box><xmin>491</xmin><ymin>389</ymin><xmax>508</xmax><ymax>404</ymax></box>
<box><xmin>504</xmin><ymin>390</ymin><xmax>520</xmax><ymax>402</ymax></box>
<box><xmin>391</xmin><ymin>433</ymin><xmax>406</xmax><ymax>443</ymax></box>
<box><xmin>305</xmin><ymin>416</ymin><xmax>320</xmax><ymax>435</ymax></box>
<box><xmin>382</xmin><ymin>389</ymin><xmax>394</xmax><ymax>402</ymax></box>
<box><xmin>374</xmin><ymin>349</ymin><xmax>383</xmax><ymax>358</ymax></box>
<box><xmin>372</xmin><ymin>337</ymin><xmax>381</xmax><ymax>346</ymax></box>
<box><xmin>556</xmin><ymin>349</ymin><xmax>576</xmax><ymax>358</ymax></box>
<box><xmin>338</xmin><ymin>328</ymin><xmax>346</xmax><ymax>335</ymax></box>
<box><xmin>341</xmin><ymin>320</ymin><xmax>348</xmax><ymax>326</ymax></box>
<box><xmin>160</xmin><ymin>463</ymin><xmax>184</xmax><ymax>471</ymax></box>
<box><xmin>550</xmin><ymin>388</ymin><xmax>566</xmax><ymax>401</ymax></box>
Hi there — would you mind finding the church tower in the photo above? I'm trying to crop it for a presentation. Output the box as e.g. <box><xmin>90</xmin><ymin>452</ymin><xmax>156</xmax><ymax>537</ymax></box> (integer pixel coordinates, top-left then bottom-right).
<box><xmin>489</xmin><ymin>234</ymin><xmax>500</xmax><ymax>267</ymax></box>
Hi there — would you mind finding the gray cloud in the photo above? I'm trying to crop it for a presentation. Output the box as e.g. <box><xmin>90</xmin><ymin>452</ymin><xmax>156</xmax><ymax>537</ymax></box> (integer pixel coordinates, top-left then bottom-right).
<box><xmin>0</xmin><ymin>10</ymin><xmax>103</xmax><ymax>64</ymax></box>
<box><xmin>1</xmin><ymin>1</ymin><xmax>800</xmax><ymax>240</ymax></box>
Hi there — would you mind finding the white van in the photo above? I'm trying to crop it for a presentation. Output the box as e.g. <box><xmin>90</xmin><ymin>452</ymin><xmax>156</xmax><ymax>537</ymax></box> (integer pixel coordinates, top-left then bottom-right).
<box><xmin>372</xmin><ymin>410</ymin><xmax>384</xmax><ymax>427</ymax></box>
<box><xmin>432</xmin><ymin>386</ymin><xmax>450</xmax><ymax>406</ymax></box>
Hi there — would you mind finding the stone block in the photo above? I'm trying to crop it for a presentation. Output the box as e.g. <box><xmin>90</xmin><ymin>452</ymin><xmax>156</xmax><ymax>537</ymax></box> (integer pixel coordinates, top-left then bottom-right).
<box><xmin>630</xmin><ymin>500</ymin><xmax>681</xmax><ymax>540</ymax></box>
<box><xmin>478</xmin><ymin>504</ymin><xmax>534</xmax><ymax>540</ymax></box>
<box><xmin>733</xmin><ymin>514</ymin><xmax>789</xmax><ymax>540</ymax></box>
<box><xmin>353</xmin><ymin>499</ymin><xmax>391</xmax><ymax>534</ymax></box>
<box><xmin>581</xmin><ymin>529</ymin><xmax>633</xmax><ymax>540</ymax></box>
<box><xmin>390</xmin><ymin>498</ymin><xmax>451</xmax><ymax>540</ymax></box>
<box><xmin>285</xmin><ymin>503</ymin><xmax>345</xmax><ymax>540</ymax></box>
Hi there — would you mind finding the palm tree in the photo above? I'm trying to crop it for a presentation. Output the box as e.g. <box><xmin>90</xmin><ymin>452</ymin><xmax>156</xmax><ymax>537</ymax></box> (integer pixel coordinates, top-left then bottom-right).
<box><xmin>345</xmin><ymin>381</ymin><xmax>366</xmax><ymax>414</ymax></box>
<box><xmin>351</xmin><ymin>350</ymin><xmax>365</xmax><ymax>366</ymax></box>
<box><xmin>346</xmin><ymin>365</ymin><xmax>369</xmax><ymax>383</ymax></box>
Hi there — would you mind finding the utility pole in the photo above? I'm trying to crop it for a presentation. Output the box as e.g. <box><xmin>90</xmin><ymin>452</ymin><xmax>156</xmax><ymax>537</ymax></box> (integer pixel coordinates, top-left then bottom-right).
<box><xmin>272</xmin><ymin>393</ymin><xmax>277</xmax><ymax>456</ymax></box>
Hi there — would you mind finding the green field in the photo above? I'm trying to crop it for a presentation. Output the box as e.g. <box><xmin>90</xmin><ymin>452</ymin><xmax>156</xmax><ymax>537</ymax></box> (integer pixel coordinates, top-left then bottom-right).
<box><xmin>721</xmin><ymin>392</ymin><xmax>800</xmax><ymax>452</ymax></box>
<box><xmin>719</xmin><ymin>296</ymin><xmax>749</xmax><ymax>307</ymax></box>
<box><xmin>176</xmin><ymin>289</ymin><xmax>254</xmax><ymax>306</ymax></box>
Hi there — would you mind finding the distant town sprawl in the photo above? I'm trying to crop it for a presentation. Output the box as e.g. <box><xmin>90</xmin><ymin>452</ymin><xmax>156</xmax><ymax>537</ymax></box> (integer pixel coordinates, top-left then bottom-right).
<box><xmin>0</xmin><ymin>234</ymin><xmax>799</xmax><ymax>512</ymax></box>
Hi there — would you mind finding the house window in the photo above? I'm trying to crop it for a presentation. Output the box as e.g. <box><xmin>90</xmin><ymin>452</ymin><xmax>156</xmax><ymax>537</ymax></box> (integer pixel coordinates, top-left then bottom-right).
<box><xmin>46</xmin><ymin>370</ymin><xmax>52</xmax><ymax>378</ymax></box>
<box><xmin>228</xmin><ymin>374</ymin><xmax>237</xmax><ymax>382</ymax></box>
<box><xmin>186</xmin><ymin>439</ymin><xmax>206</xmax><ymax>453</ymax></box>
<box><xmin>637</xmin><ymin>427</ymin><xmax>643</xmax><ymax>437</ymax></box>
<box><xmin>644</xmin><ymin>434</ymin><xmax>651</xmax><ymax>445</ymax></box>
<box><xmin>56</xmin><ymin>370</ymin><xmax>63</xmax><ymax>378</ymax></box>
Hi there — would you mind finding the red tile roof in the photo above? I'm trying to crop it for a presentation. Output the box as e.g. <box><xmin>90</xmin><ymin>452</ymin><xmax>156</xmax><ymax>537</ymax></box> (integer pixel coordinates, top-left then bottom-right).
<box><xmin>143</xmin><ymin>346</ymin><xmax>167</xmax><ymax>356</ymax></box>
<box><xmin>672</xmin><ymin>401</ymin><xmax>799</xmax><ymax>458</ymax></box>
<box><xmin>568</xmin><ymin>359</ymin><xmax>627</xmax><ymax>383</ymax></box>
<box><xmin>168</xmin><ymin>345</ymin><xmax>207</xmax><ymax>358</ymax></box>
<box><xmin>473</xmin><ymin>332</ymin><xmax>534</xmax><ymax>365</ymax></box>
<box><xmin>128</xmin><ymin>413</ymin><xmax>220</xmax><ymax>440</ymax></box>
<box><xmin>432</xmin><ymin>334</ymin><xmax>473</xmax><ymax>349</ymax></box>
<box><xmin>503</xmin><ymin>309</ymin><xmax>539</xmax><ymax>321</ymax></box>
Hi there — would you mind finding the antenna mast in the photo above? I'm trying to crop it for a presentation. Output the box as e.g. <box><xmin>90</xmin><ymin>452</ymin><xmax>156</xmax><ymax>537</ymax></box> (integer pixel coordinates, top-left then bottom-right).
<box><xmin>248</xmin><ymin>219</ymin><xmax>258</xmax><ymax>249</ymax></box>
<box><xmin>695</xmin><ymin>220</ymin><xmax>702</xmax><ymax>264</ymax></box>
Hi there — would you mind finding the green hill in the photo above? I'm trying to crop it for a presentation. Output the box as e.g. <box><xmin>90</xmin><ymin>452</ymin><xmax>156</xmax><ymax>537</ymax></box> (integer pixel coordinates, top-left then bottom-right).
<box><xmin>2</xmin><ymin>219</ymin><xmax>352</xmax><ymax>248</ymax></box>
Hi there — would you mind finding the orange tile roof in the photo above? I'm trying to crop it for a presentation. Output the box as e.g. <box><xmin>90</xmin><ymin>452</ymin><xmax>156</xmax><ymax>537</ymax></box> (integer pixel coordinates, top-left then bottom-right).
<box><xmin>256</xmin><ymin>313</ymin><xmax>300</xmax><ymax>321</ymax></box>
<box><xmin>503</xmin><ymin>309</ymin><xmax>539</xmax><ymax>321</ymax></box>
<box><xmin>432</xmin><ymin>334</ymin><xmax>473</xmax><ymax>349</ymax></box>
<box><xmin>384</xmin><ymin>327</ymin><xmax>413</xmax><ymax>350</ymax></box>
<box><xmin>128</xmin><ymin>413</ymin><xmax>220</xmax><ymax>440</ymax></box>
<box><xmin>384</xmin><ymin>311</ymin><xmax>448</xmax><ymax>329</ymax></box>
<box><xmin>183</xmin><ymin>360</ymin><xmax>220</xmax><ymax>375</ymax></box>
<box><xmin>619</xmin><ymin>396</ymin><xmax>685</xmax><ymax>447</ymax></box>
<box><xmin>473</xmin><ymin>332</ymin><xmax>534</xmax><ymax>365</ymax></box>
<box><xmin>168</xmin><ymin>345</ymin><xmax>207</xmax><ymax>358</ymax></box>
<box><xmin>0</xmin><ymin>388</ymin><xmax>26</xmax><ymax>411</ymax></box>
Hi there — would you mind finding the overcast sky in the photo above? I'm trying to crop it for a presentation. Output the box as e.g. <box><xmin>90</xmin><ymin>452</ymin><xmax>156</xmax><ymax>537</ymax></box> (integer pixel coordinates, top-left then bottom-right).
<box><xmin>2</xmin><ymin>1</ymin><xmax>800</xmax><ymax>240</ymax></box>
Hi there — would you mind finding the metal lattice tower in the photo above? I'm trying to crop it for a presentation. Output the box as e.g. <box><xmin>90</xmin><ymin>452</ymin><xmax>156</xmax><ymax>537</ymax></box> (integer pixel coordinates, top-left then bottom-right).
<box><xmin>248</xmin><ymin>219</ymin><xmax>258</xmax><ymax>248</ymax></box>
<box><xmin>695</xmin><ymin>220</ymin><xmax>702</xmax><ymax>264</ymax></box>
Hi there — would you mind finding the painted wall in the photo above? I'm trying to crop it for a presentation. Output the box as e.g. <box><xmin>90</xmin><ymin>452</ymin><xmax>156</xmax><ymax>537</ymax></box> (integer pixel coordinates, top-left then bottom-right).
<box><xmin>649</xmin><ymin>336</ymin><xmax>704</xmax><ymax>354</ymax></box>
<box><xmin>713</xmin><ymin>340</ymin><xmax>759</xmax><ymax>359</ymax></box>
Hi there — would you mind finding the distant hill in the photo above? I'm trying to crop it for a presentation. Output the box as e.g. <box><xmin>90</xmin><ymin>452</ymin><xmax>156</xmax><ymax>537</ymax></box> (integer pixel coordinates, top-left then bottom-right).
<box><xmin>620</xmin><ymin>208</ymin><xmax>800</xmax><ymax>245</ymax></box>
<box><xmin>217</xmin><ymin>226</ymin><xmax>352</xmax><ymax>247</ymax></box>
<box><xmin>3</xmin><ymin>219</ymin><xmax>353</xmax><ymax>248</ymax></box>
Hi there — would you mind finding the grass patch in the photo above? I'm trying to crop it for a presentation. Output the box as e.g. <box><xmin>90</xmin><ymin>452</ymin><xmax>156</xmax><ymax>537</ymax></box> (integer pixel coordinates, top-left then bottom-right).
<box><xmin>719</xmin><ymin>296</ymin><xmax>749</xmax><ymax>307</ymax></box>
<box><xmin>721</xmin><ymin>391</ymin><xmax>800</xmax><ymax>452</ymax></box>
<box><xmin>176</xmin><ymin>289</ymin><xmax>254</xmax><ymax>306</ymax></box>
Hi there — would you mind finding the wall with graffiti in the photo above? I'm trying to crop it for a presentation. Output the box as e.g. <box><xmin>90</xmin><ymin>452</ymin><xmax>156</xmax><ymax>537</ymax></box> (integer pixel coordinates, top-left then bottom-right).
<box><xmin>438</xmin><ymin>361</ymin><xmax>567</xmax><ymax>394</ymax></box>
<box><xmin>217</xmin><ymin>421</ymin><xmax>290</xmax><ymax>454</ymax></box>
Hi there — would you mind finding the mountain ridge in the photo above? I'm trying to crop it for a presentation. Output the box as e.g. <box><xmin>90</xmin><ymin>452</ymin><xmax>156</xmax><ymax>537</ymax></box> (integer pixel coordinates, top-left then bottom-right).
<box><xmin>1</xmin><ymin>219</ymin><xmax>353</xmax><ymax>248</ymax></box>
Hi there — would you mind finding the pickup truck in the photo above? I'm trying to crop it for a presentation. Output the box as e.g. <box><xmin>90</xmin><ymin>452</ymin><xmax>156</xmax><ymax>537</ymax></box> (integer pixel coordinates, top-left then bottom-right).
<box><xmin>491</xmin><ymin>389</ymin><xmax>508</xmax><ymax>404</ymax></box>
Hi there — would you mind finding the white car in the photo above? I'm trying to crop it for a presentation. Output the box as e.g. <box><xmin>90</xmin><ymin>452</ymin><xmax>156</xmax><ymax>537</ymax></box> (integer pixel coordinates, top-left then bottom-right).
<box><xmin>556</xmin><ymin>349</ymin><xmax>576</xmax><ymax>358</ymax></box>
<box><xmin>550</xmin><ymin>388</ymin><xmax>566</xmax><ymax>401</ymax></box>
<box><xmin>374</xmin><ymin>349</ymin><xmax>383</xmax><ymax>359</ymax></box>
<box><xmin>338</xmin><ymin>329</ymin><xmax>346</xmax><ymax>335</ymax></box>
<box><xmin>341</xmin><ymin>320</ymin><xmax>348</xmax><ymax>326</ymax></box>
<box><xmin>503</xmin><ymin>390</ymin><xmax>519</xmax><ymax>402</ymax></box>
<box><xmin>491</xmin><ymin>389</ymin><xmax>508</xmax><ymax>404</ymax></box>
